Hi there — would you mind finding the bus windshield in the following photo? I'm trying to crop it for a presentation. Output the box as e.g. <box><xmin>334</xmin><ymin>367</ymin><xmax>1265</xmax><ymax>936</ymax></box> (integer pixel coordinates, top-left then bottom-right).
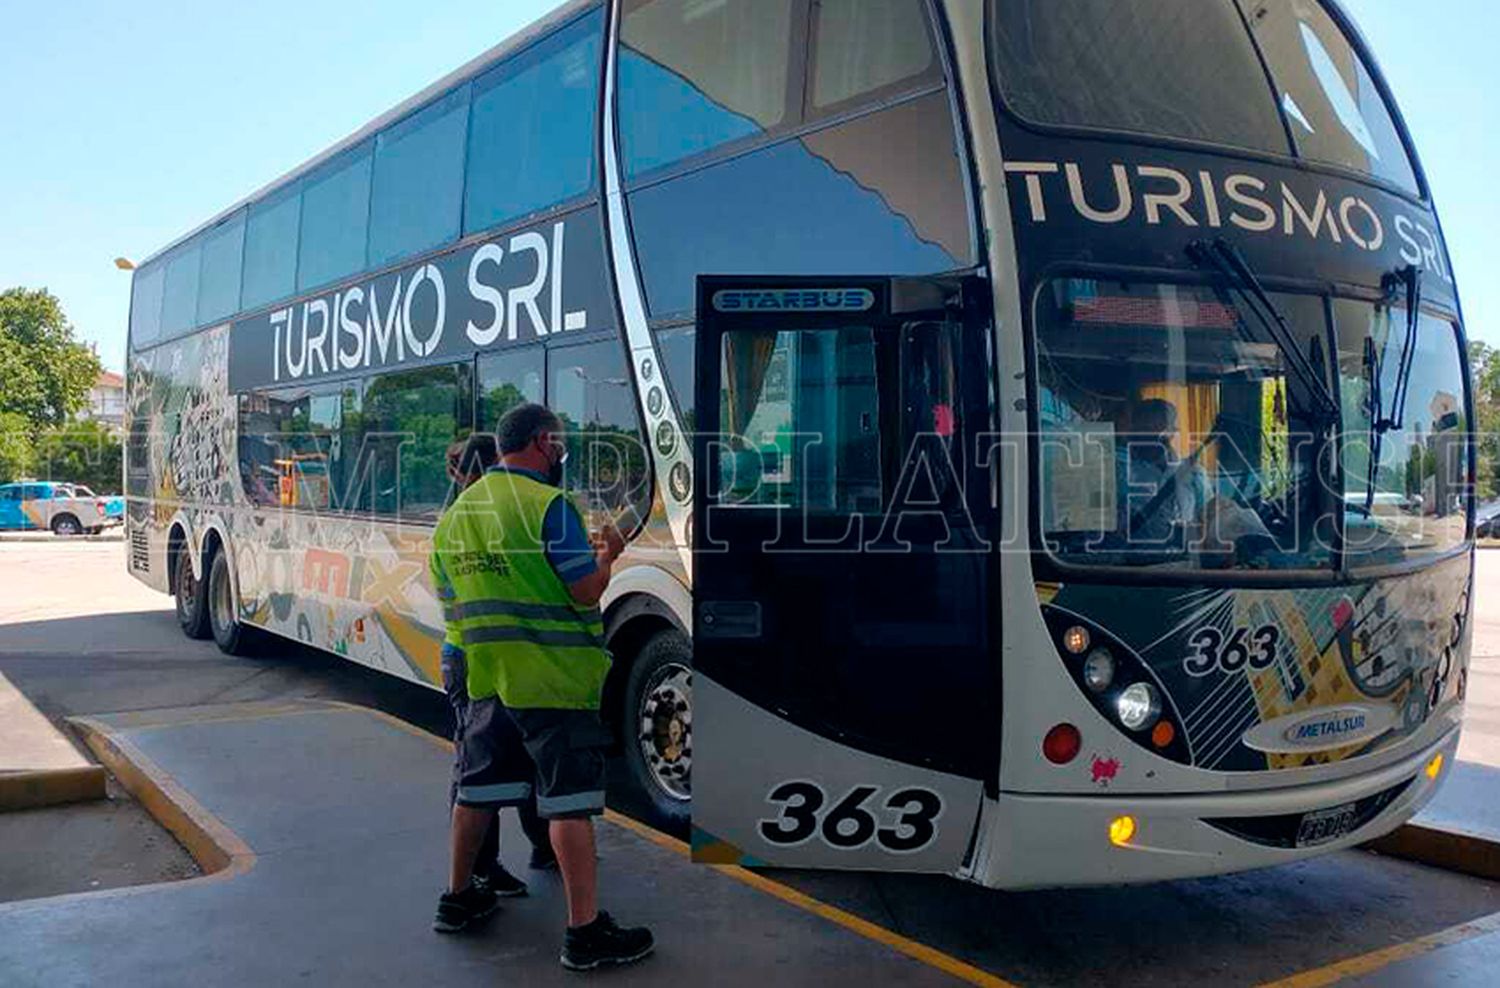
<box><xmin>988</xmin><ymin>0</ymin><xmax>1420</xmax><ymax>192</ymax></box>
<box><xmin>1035</xmin><ymin>280</ymin><xmax>1471</xmax><ymax>573</ymax></box>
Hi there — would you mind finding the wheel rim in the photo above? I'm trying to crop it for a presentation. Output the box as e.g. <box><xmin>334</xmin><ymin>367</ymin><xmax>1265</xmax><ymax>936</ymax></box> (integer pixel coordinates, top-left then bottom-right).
<box><xmin>178</xmin><ymin>557</ymin><xmax>198</xmax><ymax>618</ymax></box>
<box><xmin>57</xmin><ymin>518</ymin><xmax>79</xmax><ymax>535</ymax></box>
<box><xmin>638</xmin><ymin>663</ymin><xmax>692</xmax><ymax>803</ymax></box>
<box><xmin>211</xmin><ymin>560</ymin><xmax>233</xmax><ymax>636</ymax></box>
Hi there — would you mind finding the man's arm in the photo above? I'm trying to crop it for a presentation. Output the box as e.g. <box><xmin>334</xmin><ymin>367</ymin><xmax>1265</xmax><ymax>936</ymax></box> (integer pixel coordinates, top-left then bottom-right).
<box><xmin>566</xmin><ymin>525</ymin><xmax>625</xmax><ymax>608</ymax></box>
<box><xmin>542</xmin><ymin>498</ymin><xmax>623</xmax><ymax>608</ymax></box>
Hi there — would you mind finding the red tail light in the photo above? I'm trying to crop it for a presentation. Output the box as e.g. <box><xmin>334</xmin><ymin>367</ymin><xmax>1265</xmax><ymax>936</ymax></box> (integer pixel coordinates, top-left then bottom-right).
<box><xmin>96</xmin><ymin>500</ymin><xmax>107</xmax><ymax>515</ymax></box>
<box><xmin>1043</xmin><ymin>724</ymin><xmax>1083</xmax><ymax>765</ymax></box>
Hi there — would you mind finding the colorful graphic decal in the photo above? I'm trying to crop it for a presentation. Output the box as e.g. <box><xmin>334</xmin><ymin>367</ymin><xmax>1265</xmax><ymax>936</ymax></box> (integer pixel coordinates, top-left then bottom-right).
<box><xmin>1040</xmin><ymin>557</ymin><xmax>1471</xmax><ymax>771</ymax></box>
<box><xmin>124</xmin><ymin>325</ymin><xmax>446</xmax><ymax>690</ymax></box>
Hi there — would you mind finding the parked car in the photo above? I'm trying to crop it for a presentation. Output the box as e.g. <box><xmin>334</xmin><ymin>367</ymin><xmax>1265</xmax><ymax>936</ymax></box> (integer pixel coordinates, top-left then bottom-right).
<box><xmin>0</xmin><ymin>481</ymin><xmax>125</xmax><ymax>535</ymax></box>
<box><xmin>1476</xmin><ymin>500</ymin><xmax>1500</xmax><ymax>539</ymax></box>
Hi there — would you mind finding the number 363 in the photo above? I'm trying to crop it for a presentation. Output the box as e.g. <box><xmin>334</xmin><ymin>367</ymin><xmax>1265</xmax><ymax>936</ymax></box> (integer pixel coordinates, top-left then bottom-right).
<box><xmin>758</xmin><ymin>781</ymin><xmax>943</xmax><ymax>853</ymax></box>
<box><xmin>1185</xmin><ymin>624</ymin><xmax>1280</xmax><ymax>676</ymax></box>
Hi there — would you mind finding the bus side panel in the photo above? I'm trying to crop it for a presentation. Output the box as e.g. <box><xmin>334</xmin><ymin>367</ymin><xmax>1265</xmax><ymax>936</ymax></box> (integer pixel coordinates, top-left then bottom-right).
<box><xmin>233</xmin><ymin>510</ymin><xmax>445</xmax><ymax>688</ymax></box>
<box><xmin>125</xmin><ymin>327</ymin><xmax>235</xmax><ymax>595</ymax></box>
<box><xmin>123</xmin><ymin>321</ymin><xmax>447</xmax><ymax>688</ymax></box>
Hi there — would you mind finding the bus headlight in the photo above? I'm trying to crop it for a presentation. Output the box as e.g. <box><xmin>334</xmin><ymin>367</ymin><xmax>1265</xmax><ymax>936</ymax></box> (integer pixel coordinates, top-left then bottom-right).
<box><xmin>1083</xmin><ymin>649</ymin><xmax>1115</xmax><ymax>693</ymax></box>
<box><xmin>1116</xmin><ymin>683</ymin><xmax>1161</xmax><ymax>732</ymax></box>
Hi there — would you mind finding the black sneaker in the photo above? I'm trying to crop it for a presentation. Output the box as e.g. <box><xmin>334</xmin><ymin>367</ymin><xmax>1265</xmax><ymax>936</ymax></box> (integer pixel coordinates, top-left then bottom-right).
<box><xmin>529</xmin><ymin>846</ymin><xmax>559</xmax><ymax>872</ymax></box>
<box><xmin>561</xmin><ymin>912</ymin><xmax>655</xmax><ymax>971</ymax></box>
<box><xmin>474</xmin><ymin>863</ymin><xmax>528</xmax><ymax>898</ymax></box>
<box><xmin>432</xmin><ymin>884</ymin><xmax>499</xmax><ymax>934</ymax></box>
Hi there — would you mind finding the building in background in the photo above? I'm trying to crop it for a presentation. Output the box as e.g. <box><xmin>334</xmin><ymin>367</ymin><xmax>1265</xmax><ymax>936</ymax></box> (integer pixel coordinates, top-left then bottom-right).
<box><xmin>84</xmin><ymin>370</ymin><xmax>126</xmax><ymax>431</ymax></box>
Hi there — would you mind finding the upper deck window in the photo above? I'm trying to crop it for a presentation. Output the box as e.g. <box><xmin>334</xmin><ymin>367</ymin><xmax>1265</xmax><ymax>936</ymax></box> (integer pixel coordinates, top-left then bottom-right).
<box><xmin>369</xmin><ymin>87</ymin><xmax>469</xmax><ymax>269</ymax></box>
<box><xmin>296</xmin><ymin>143</ymin><xmax>373</xmax><ymax>293</ymax></box>
<box><xmin>989</xmin><ymin>0</ymin><xmax>1291</xmax><ymax>155</ymax></box>
<box><xmin>619</xmin><ymin>0</ymin><xmax>797</xmax><ymax>180</ymax></box>
<box><xmin>241</xmin><ymin>184</ymin><xmax>301</xmax><ymax>312</ymax></box>
<box><xmin>197</xmin><ymin>210</ymin><xmax>246</xmax><ymax>326</ymax></box>
<box><xmin>128</xmin><ymin>262</ymin><xmax>165</xmax><ymax>350</ymax></box>
<box><xmin>465</xmin><ymin>11</ymin><xmax>602</xmax><ymax>235</ymax></box>
<box><xmin>809</xmin><ymin>0</ymin><xmax>940</xmax><ymax>114</ymax></box>
<box><xmin>1241</xmin><ymin>0</ymin><xmax>1420</xmax><ymax>194</ymax></box>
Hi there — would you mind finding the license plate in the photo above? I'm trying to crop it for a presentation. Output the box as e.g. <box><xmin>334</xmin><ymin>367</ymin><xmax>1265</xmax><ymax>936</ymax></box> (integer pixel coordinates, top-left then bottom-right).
<box><xmin>1295</xmin><ymin>802</ymin><xmax>1358</xmax><ymax>848</ymax></box>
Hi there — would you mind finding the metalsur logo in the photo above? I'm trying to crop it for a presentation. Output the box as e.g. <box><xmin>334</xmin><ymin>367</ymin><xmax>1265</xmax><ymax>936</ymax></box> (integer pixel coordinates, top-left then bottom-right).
<box><xmin>1241</xmin><ymin>704</ymin><xmax>1395</xmax><ymax>754</ymax></box>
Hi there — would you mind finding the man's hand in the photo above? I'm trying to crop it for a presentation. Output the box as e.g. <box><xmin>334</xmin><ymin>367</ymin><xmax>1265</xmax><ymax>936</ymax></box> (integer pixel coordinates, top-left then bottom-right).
<box><xmin>594</xmin><ymin>523</ymin><xmax>626</xmax><ymax>564</ymax></box>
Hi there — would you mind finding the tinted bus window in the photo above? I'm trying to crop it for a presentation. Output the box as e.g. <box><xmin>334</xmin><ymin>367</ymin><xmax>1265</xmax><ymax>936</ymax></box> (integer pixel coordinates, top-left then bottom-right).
<box><xmin>370</xmin><ymin>88</ymin><xmax>470</xmax><ymax>268</ymax></box>
<box><xmin>619</xmin><ymin>0</ymin><xmax>796</xmax><ymax>179</ymax></box>
<box><xmin>160</xmin><ymin>240</ymin><xmax>202</xmax><ymax>338</ymax></box>
<box><xmin>356</xmin><ymin>363</ymin><xmax>473</xmax><ymax>519</ymax></box>
<box><xmin>811</xmin><ymin>0</ymin><xmax>939</xmax><ymax>113</ymax></box>
<box><xmin>242</xmin><ymin>185</ymin><xmax>301</xmax><ymax>311</ymax></box>
<box><xmin>628</xmin><ymin>91</ymin><xmax>967</xmax><ymax>320</ymax></box>
<box><xmin>478</xmin><ymin>347</ymin><xmax>545</xmax><ymax>431</ymax></box>
<box><xmin>655</xmin><ymin>325</ymin><xmax>695</xmax><ymax>427</ymax></box>
<box><xmin>129</xmin><ymin>263</ymin><xmax>165</xmax><ymax>349</ymax></box>
<box><xmin>197</xmin><ymin>211</ymin><xmax>246</xmax><ymax>326</ymax></box>
<box><xmin>298</xmin><ymin>143</ymin><xmax>373</xmax><ymax>293</ymax></box>
<box><xmin>1241</xmin><ymin>0</ymin><xmax>1419</xmax><ymax>194</ymax></box>
<box><xmin>465</xmin><ymin>13</ymin><xmax>602</xmax><ymax>236</ymax></box>
<box><xmin>549</xmin><ymin>339</ymin><xmax>650</xmax><ymax>527</ymax></box>
<box><xmin>1334</xmin><ymin>301</ymin><xmax>1468</xmax><ymax>563</ymax></box>
<box><xmin>237</xmin><ymin>385</ymin><xmax>354</xmax><ymax>511</ymax></box>
<box><xmin>988</xmin><ymin>0</ymin><xmax>1290</xmax><ymax>155</ymax></box>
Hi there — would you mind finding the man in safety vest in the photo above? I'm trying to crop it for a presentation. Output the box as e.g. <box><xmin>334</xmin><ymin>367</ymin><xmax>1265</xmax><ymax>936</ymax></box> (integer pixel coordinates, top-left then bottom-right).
<box><xmin>429</xmin><ymin>403</ymin><xmax>654</xmax><ymax>971</ymax></box>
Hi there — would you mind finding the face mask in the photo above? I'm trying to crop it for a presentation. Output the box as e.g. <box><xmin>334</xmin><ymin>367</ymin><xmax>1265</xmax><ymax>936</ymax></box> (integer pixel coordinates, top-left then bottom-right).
<box><xmin>546</xmin><ymin>447</ymin><xmax>568</xmax><ymax>488</ymax></box>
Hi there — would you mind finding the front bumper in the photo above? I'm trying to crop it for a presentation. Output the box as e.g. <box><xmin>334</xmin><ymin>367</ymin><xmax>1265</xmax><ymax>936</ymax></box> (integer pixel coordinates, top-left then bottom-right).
<box><xmin>969</xmin><ymin>728</ymin><xmax>1459</xmax><ymax>890</ymax></box>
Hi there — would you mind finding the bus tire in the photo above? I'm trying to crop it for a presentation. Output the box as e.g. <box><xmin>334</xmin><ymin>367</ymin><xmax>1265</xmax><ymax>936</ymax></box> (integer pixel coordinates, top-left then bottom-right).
<box><xmin>51</xmin><ymin>514</ymin><xmax>82</xmax><ymax>537</ymax></box>
<box><xmin>621</xmin><ymin>629</ymin><xmax>692</xmax><ymax>827</ymax></box>
<box><xmin>174</xmin><ymin>544</ymin><xmax>211</xmax><ymax>640</ymax></box>
<box><xmin>206</xmin><ymin>548</ymin><xmax>253</xmax><ymax>656</ymax></box>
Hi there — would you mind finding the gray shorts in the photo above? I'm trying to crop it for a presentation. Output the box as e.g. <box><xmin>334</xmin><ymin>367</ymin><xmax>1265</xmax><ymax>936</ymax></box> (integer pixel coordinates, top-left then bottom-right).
<box><xmin>505</xmin><ymin>707</ymin><xmax>614</xmax><ymax>819</ymax></box>
<box><xmin>442</xmin><ymin>646</ymin><xmax>536</xmax><ymax>809</ymax></box>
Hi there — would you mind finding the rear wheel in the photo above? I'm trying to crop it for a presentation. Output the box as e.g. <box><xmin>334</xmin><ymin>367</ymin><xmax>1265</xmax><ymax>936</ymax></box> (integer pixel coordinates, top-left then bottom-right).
<box><xmin>621</xmin><ymin>629</ymin><xmax>692</xmax><ymax>827</ymax></box>
<box><xmin>50</xmin><ymin>514</ymin><xmax>82</xmax><ymax>537</ymax></box>
<box><xmin>207</xmin><ymin>548</ymin><xmax>254</xmax><ymax>656</ymax></box>
<box><xmin>174</xmin><ymin>546</ymin><xmax>211</xmax><ymax>640</ymax></box>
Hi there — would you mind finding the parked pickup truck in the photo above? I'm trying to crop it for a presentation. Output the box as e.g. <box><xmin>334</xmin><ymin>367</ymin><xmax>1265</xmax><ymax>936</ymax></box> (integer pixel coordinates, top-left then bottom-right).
<box><xmin>0</xmin><ymin>481</ymin><xmax>125</xmax><ymax>535</ymax></box>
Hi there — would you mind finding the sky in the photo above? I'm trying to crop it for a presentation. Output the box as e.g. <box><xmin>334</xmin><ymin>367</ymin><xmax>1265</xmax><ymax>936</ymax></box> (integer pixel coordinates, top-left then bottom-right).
<box><xmin>0</xmin><ymin>1</ymin><xmax>1495</xmax><ymax>374</ymax></box>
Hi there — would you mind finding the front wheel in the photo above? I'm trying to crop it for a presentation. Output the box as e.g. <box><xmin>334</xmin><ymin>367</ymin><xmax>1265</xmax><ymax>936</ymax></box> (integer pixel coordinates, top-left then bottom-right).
<box><xmin>207</xmin><ymin>548</ymin><xmax>254</xmax><ymax>656</ymax></box>
<box><xmin>621</xmin><ymin>629</ymin><xmax>692</xmax><ymax>827</ymax></box>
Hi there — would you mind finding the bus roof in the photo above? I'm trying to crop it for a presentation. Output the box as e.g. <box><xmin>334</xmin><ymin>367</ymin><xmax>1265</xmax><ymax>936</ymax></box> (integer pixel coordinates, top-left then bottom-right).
<box><xmin>137</xmin><ymin>0</ymin><xmax>594</xmax><ymax>270</ymax></box>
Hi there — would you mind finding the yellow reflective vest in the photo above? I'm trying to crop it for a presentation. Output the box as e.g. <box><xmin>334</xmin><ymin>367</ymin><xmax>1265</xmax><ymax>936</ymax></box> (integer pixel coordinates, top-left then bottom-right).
<box><xmin>430</xmin><ymin>471</ymin><xmax>608</xmax><ymax>709</ymax></box>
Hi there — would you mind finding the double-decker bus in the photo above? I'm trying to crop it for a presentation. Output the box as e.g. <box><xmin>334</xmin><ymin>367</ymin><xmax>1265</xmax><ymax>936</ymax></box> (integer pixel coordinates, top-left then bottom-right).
<box><xmin>125</xmin><ymin>0</ymin><xmax>1472</xmax><ymax>888</ymax></box>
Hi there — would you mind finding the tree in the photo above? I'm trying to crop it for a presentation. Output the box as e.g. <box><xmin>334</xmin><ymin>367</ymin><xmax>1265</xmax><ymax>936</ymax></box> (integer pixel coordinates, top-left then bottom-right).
<box><xmin>0</xmin><ymin>412</ymin><xmax>34</xmax><ymax>483</ymax></box>
<box><xmin>0</xmin><ymin>288</ymin><xmax>101</xmax><ymax>430</ymax></box>
<box><xmin>35</xmin><ymin>420</ymin><xmax>124</xmax><ymax>493</ymax></box>
<box><xmin>1470</xmin><ymin>341</ymin><xmax>1500</xmax><ymax>502</ymax></box>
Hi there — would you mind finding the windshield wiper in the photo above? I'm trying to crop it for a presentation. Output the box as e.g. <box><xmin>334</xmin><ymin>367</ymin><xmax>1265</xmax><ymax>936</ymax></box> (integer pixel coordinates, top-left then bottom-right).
<box><xmin>1361</xmin><ymin>264</ymin><xmax>1421</xmax><ymax>514</ymax></box>
<box><xmin>1376</xmin><ymin>264</ymin><xmax>1423</xmax><ymax>434</ymax></box>
<box><xmin>1188</xmin><ymin>238</ymin><xmax>1340</xmax><ymax>425</ymax></box>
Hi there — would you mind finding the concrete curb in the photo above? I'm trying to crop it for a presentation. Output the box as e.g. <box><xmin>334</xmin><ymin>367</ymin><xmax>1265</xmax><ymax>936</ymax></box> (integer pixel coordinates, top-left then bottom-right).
<box><xmin>69</xmin><ymin>716</ymin><xmax>255</xmax><ymax>878</ymax></box>
<box><xmin>0</xmin><ymin>533</ymin><xmax>123</xmax><ymax>543</ymax></box>
<box><xmin>0</xmin><ymin>766</ymin><xmax>107</xmax><ymax>812</ymax></box>
<box><xmin>1369</xmin><ymin>822</ymin><xmax>1500</xmax><ymax>883</ymax></box>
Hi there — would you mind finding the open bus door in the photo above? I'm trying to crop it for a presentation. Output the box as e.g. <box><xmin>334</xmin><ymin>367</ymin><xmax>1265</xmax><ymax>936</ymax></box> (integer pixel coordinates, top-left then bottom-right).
<box><xmin>692</xmin><ymin>274</ymin><xmax>1001</xmax><ymax>872</ymax></box>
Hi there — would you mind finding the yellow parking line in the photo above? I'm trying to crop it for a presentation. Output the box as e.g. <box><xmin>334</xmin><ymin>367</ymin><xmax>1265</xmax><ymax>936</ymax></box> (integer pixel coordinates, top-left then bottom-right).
<box><xmin>603</xmin><ymin>810</ymin><xmax>1017</xmax><ymax>988</ymax></box>
<box><xmin>1256</xmin><ymin>908</ymin><xmax>1500</xmax><ymax>988</ymax></box>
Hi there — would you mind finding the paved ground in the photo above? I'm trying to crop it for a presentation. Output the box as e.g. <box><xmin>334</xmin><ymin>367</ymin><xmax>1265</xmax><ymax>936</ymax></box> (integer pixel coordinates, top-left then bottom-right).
<box><xmin>0</xmin><ymin>774</ymin><xmax>199</xmax><ymax>901</ymax></box>
<box><xmin>0</xmin><ymin>700</ymin><xmax>963</xmax><ymax>988</ymax></box>
<box><xmin>2</xmin><ymin>541</ymin><xmax>1500</xmax><ymax>986</ymax></box>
